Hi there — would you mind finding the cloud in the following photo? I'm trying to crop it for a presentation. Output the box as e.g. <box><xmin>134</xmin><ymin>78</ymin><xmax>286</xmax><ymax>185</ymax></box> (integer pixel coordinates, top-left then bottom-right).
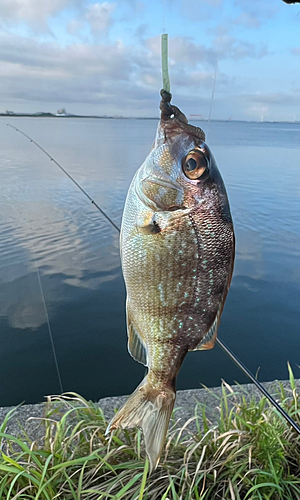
<box><xmin>169</xmin><ymin>37</ymin><xmax>217</xmax><ymax>66</ymax></box>
<box><xmin>119</xmin><ymin>0</ymin><xmax>145</xmax><ymax>10</ymax></box>
<box><xmin>3</xmin><ymin>287</ymin><xmax>47</xmax><ymax>330</ymax></box>
<box><xmin>242</xmin><ymin>92</ymin><xmax>298</xmax><ymax>106</ymax></box>
<box><xmin>134</xmin><ymin>23</ymin><xmax>148</xmax><ymax>42</ymax></box>
<box><xmin>232</xmin><ymin>12</ymin><xmax>261</xmax><ymax>29</ymax></box>
<box><xmin>0</xmin><ymin>14</ymin><xmax>296</xmax><ymax>122</ymax></box>
<box><xmin>0</xmin><ymin>32</ymin><xmax>153</xmax><ymax>115</ymax></box>
<box><xmin>0</xmin><ymin>34</ymin><xmax>131</xmax><ymax>79</ymax></box>
<box><xmin>233</xmin><ymin>0</ymin><xmax>277</xmax><ymax>26</ymax></box>
<box><xmin>147</xmin><ymin>34</ymin><xmax>268</xmax><ymax>71</ymax></box>
<box><xmin>0</xmin><ymin>29</ymin><xmax>271</xmax><ymax>119</ymax></box>
<box><xmin>228</xmin><ymin>92</ymin><xmax>300</xmax><ymax>121</ymax></box>
<box><xmin>212</xmin><ymin>27</ymin><xmax>269</xmax><ymax>60</ymax></box>
<box><xmin>181</xmin><ymin>0</ymin><xmax>223</xmax><ymax>21</ymax></box>
<box><xmin>182</xmin><ymin>0</ymin><xmax>277</xmax><ymax>31</ymax></box>
<box><xmin>0</xmin><ymin>33</ymin><xmax>143</xmax><ymax>118</ymax></box>
<box><xmin>85</xmin><ymin>2</ymin><xmax>116</xmax><ymax>35</ymax></box>
<box><xmin>146</xmin><ymin>36</ymin><xmax>217</xmax><ymax>70</ymax></box>
<box><xmin>0</xmin><ymin>0</ymin><xmax>80</xmax><ymax>29</ymax></box>
<box><xmin>67</xmin><ymin>18</ymin><xmax>85</xmax><ymax>35</ymax></box>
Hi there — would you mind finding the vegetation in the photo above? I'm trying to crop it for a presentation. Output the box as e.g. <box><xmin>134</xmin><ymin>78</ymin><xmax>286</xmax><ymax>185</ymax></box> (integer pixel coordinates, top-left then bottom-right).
<box><xmin>1</xmin><ymin>370</ymin><xmax>300</xmax><ymax>499</ymax></box>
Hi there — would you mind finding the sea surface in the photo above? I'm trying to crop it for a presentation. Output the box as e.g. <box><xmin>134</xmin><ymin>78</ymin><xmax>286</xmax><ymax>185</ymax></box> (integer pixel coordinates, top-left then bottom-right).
<box><xmin>0</xmin><ymin>117</ymin><xmax>299</xmax><ymax>407</ymax></box>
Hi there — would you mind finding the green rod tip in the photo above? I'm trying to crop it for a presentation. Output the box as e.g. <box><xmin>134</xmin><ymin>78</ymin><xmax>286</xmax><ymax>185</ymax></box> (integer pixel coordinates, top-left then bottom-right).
<box><xmin>161</xmin><ymin>34</ymin><xmax>170</xmax><ymax>93</ymax></box>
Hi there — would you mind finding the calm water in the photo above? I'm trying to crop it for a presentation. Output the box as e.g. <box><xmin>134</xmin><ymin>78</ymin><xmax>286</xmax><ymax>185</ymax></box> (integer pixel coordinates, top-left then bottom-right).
<box><xmin>0</xmin><ymin>117</ymin><xmax>299</xmax><ymax>407</ymax></box>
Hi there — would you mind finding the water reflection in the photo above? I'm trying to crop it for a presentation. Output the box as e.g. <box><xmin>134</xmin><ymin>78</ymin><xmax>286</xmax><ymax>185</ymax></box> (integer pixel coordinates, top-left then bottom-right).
<box><xmin>0</xmin><ymin>117</ymin><xmax>299</xmax><ymax>406</ymax></box>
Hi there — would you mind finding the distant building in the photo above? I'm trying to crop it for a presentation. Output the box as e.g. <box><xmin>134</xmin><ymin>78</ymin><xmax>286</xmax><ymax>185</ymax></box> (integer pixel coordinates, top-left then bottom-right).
<box><xmin>56</xmin><ymin>108</ymin><xmax>67</xmax><ymax>116</ymax></box>
<box><xmin>6</xmin><ymin>110</ymin><xmax>14</xmax><ymax>115</ymax></box>
<box><xmin>189</xmin><ymin>114</ymin><xmax>203</xmax><ymax>120</ymax></box>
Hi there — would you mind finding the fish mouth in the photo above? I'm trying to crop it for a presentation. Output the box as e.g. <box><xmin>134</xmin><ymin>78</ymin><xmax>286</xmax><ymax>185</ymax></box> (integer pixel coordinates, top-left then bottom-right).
<box><xmin>136</xmin><ymin>175</ymin><xmax>185</xmax><ymax>212</ymax></box>
<box><xmin>142</xmin><ymin>175</ymin><xmax>182</xmax><ymax>192</ymax></box>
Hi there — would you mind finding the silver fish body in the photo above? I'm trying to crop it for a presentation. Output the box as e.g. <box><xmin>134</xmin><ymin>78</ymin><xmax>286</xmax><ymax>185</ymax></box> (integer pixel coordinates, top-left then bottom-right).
<box><xmin>107</xmin><ymin>96</ymin><xmax>235</xmax><ymax>470</ymax></box>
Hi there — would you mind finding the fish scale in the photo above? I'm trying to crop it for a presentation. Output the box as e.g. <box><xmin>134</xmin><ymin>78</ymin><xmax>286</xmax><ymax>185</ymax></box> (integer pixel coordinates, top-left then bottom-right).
<box><xmin>124</xmin><ymin>209</ymin><xmax>197</xmax><ymax>354</ymax></box>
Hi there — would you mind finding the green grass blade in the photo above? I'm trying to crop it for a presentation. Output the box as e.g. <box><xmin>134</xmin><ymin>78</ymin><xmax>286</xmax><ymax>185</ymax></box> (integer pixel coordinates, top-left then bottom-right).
<box><xmin>115</xmin><ymin>473</ymin><xmax>143</xmax><ymax>499</ymax></box>
<box><xmin>1</xmin><ymin>453</ymin><xmax>24</xmax><ymax>471</ymax></box>
<box><xmin>138</xmin><ymin>458</ymin><xmax>149</xmax><ymax>500</ymax></box>
<box><xmin>244</xmin><ymin>482</ymin><xmax>283</xmax><ymax>498</ymax></box>
<box><xmin>288</xmin><ymin>362</ymin><xmax>296</xmax><ymax>391</ymax></box>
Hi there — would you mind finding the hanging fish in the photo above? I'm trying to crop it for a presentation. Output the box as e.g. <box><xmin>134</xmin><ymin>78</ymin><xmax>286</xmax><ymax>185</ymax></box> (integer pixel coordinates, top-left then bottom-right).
<box><xmin>9</xmin><ymin>89</ymin><xmax>300</xmax><ymax>460</ymax></box>
<box><xmin>107</xmin><ymin>89</ymin><xmax>235</xmax><ymax>470</ymax></box>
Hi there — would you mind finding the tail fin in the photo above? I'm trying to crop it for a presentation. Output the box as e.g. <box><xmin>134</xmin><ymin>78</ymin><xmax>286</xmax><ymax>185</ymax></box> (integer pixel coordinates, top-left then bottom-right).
<box><xmin>106</xmin><ymin>377</ymin><xmax>175</xmax><ymax>471</ymax></box>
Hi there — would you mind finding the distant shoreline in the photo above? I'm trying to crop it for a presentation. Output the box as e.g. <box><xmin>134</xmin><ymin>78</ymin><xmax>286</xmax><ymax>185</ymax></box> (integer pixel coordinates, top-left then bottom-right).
<box><xmin>1</xmin><ymin>114</ymin><xmax>300</xmax><ymax>124</ymax></box>
<box><xmin>0</xmin><ymin>113</ymin><xmax>158</xmax><ymax>120</ymax></box>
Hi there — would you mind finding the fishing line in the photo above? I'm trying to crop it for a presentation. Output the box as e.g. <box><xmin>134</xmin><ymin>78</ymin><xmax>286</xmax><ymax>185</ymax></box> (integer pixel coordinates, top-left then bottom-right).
<box><xmin>206</xmin><ymin>56</ymin><xmax>219</xmax><ymax>141</ymax></box>
<box><xmin>29</xmin><ymin>229</ymin><xmax>64</xmax><ymax>394</ymax></box>
<box><xmin>7</xmin><ymin>122</ymin><xmax>300</xmax><ymax>435</ymax></box>
<box><xmin>7</xmin><ymin>124</ymin><xmax>120</xmax><ymax>233</ymax></box>
<box><xmin>208</xmin><ymin>64</ymin><xmax>218</xmax><ymax>124</ymax></box>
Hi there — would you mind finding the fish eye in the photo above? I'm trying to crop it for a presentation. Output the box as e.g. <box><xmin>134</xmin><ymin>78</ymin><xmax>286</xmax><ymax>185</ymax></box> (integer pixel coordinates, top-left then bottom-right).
<box><xmin>182</xmin><ymin>150</ymin><xmax>208</xmax><ymax>180</ymax></box>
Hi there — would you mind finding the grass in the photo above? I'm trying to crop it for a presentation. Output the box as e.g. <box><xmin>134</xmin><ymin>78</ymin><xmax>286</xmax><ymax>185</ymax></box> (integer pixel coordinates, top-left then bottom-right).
<box><xmin>1</xmin><ymin>372</ymin><xmax>300</xmax><ymax>499</ymax></box>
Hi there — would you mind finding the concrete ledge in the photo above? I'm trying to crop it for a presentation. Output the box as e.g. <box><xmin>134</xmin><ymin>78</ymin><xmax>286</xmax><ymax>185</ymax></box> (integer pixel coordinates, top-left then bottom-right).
<box><xmin>0</xmin><ymin>379</ymin><xmax>298</xmax><ymax>441</ymax></box>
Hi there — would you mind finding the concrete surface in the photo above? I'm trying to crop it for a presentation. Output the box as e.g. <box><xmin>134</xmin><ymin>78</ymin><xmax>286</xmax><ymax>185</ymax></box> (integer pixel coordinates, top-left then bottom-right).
<box><xmin>0</xmin><ymin>378</ymin><xmax>299</xmax><ymax>441</ymax></box>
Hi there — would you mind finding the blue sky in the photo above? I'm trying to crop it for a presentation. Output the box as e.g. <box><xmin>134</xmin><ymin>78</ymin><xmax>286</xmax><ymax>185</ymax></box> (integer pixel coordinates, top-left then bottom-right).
<box><xmin>0</xmin><ymin>0</ymin><xmax>300</xmax><ymax>120</ymax></box>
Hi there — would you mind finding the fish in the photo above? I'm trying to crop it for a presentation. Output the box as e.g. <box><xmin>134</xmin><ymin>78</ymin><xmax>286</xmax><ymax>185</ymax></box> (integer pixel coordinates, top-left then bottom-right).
<box><xmin>106</xmin><ymin>90</ymin><xmax>235</xmax><ymax>471</ymax></box>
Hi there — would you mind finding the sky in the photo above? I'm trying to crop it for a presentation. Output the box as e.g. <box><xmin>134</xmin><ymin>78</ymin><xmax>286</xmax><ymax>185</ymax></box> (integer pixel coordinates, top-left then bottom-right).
<box><xmin>0</xmin><ymin>0</ymin><xmax>300</xmax><ymax>120</ymax></box>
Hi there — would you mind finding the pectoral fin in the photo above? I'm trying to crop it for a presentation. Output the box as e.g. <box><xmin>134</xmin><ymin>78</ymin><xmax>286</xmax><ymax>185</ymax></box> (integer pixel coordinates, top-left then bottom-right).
<box><xmin>138</xmin><ymin>221</ymin><xmax>161</xmax><ymax>234</ymax></box>
<box><xmin>126</xmin><ymin>302</ymin><xmax>148</xmax><ymax>366</ymax></box>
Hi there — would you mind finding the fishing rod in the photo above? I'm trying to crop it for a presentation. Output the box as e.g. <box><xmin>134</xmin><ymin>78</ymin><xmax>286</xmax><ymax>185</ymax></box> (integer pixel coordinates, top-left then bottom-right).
<box><xmin>7</xmin><ymin>124</ymin><xmax>120</xmax><ymax>233</ymax></box>
<box><xmin>7</xmin><ymin>122</ymin><xmax>300</xmax><ymax>435</ymax></box>
<box><xmin>216</xmin><ymin>338</ymin><xmax>300</xmax><ymax>433</ymax></box>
